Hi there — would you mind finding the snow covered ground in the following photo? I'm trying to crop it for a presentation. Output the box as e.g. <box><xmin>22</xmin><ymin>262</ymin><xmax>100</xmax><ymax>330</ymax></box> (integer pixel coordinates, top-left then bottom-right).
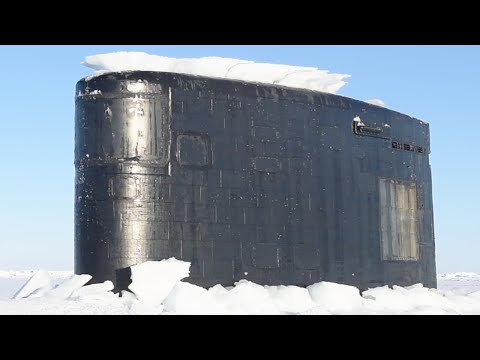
<box><xmin>0</xmin><ymin>260</ymin><xmax>479</xmax><ymax>315</ymax></box>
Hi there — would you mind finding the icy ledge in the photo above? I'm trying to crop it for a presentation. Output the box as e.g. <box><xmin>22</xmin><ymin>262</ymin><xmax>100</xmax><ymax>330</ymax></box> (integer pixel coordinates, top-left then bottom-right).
<box><xmin>83</xmin><ymin>52</ymin><xmax>350</xmax><ymax>94</ymax></box>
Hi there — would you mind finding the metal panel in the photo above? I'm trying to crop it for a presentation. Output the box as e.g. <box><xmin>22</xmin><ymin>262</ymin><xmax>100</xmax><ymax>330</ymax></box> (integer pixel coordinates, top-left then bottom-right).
<box><xmin>379</xmin><ymin>178</ymin><xmax>419</xmax><ymax>261</ymax></box>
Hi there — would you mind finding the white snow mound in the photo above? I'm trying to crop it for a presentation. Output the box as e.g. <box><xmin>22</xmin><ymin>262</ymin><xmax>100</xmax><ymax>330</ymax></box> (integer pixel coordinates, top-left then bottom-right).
<box><xmin>47</xmin><ymin>274</ymin><xmax>92</xmax><ymax>300</ymax></box>
<box><xmin>307</xmin><ymin>281</ymin><xmax>363</xmax><ymax>313</ymax></box>
<box><xmin>163</xmin><ymin>281</ymin><xmax>227</xmax><ymax>315</ymax></box>
<box><xmin>128</xmin><ymin>258</ymin><xmax>190</xmax><ymax>307</ymax></box>
<box><xmin>70</xmin><ymin>281</ymin><xmax>115</xmax><ymax>301</ymax></box>
<box><xmin>83</xmin><ymin>52</ymin><xmax>351</xmax><ymax>94</ymax></box>
<box><xmin>212</xmin><ymin>280</ymin><xmax>281</xmax><ymax>315</ymax></box>
<box><xmin>12</xmin><ymin>270</ymin><xmax>53</xmax><ymax>299</ymax></box>
<box><xmin>265</xmin><ymin>285</ymin><xmax>316</xmax><ymax>314</ymax></box>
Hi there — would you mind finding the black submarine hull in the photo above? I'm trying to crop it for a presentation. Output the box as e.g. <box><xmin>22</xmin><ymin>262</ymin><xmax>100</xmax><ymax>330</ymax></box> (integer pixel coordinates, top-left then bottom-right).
<box><xmin>74</xmin><ymin>71</ymin><xmax>436</xmax><ymax>290</ymax></box>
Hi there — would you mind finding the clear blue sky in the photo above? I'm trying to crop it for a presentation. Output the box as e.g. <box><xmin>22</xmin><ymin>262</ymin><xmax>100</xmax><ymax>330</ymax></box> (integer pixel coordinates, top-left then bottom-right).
<box><xmin>0</xmin><ymin>45</ymin><xmax>478</xmax><ymax>273</ymax></box>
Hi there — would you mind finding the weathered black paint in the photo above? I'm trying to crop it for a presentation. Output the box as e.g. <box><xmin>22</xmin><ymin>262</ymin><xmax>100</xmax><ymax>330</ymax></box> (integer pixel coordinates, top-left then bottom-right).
<box><xmin>75</xmin><ymin>71</ymin><xmax>436</xmax><ymax>290</ymax></box>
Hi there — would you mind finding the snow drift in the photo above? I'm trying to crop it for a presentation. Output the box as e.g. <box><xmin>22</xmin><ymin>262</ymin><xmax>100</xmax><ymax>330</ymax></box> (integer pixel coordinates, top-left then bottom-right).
<box><xmin>2</xmin><ymin>259</ymin><xmax>480</xmax><ymax>315</ymax></box>
<box><xmin>83</xmin><ymin>52</ymin><xmax>350</xmax><ymax>94</ymax></box>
